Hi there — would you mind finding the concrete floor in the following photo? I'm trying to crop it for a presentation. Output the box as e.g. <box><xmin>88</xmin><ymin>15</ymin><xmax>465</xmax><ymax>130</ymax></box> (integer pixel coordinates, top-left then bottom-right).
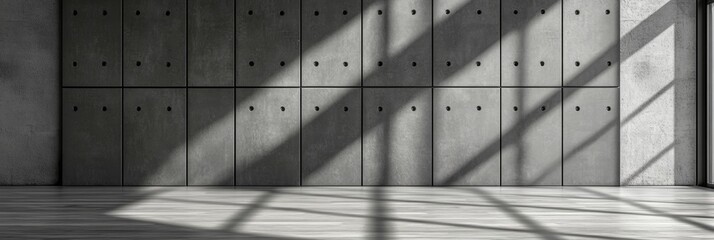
<box><xmin>0</xmin><ymin>186</ymin><xmax>713</xmax><ymax>239</ymax></box>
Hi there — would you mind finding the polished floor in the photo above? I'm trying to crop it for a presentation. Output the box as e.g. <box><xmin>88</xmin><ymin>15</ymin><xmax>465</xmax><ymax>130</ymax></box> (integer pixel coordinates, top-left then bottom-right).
<box><xmin>0</xmin><ymin>186</ymin><xmax>713</xmax><ymax>239</ymax></box>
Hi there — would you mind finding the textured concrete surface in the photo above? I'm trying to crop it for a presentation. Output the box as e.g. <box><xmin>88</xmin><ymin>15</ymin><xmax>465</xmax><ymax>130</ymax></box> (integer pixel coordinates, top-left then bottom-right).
<box><xmin>620</xmin><ymin>0</ymin><xmax>696</xmax><ymax>185</ymax></box>
<box><xmin>188</xmin><ymin>88</ymin><xmax>234</xmax><ymax>186</ymax></box>
<box><xmin>188</xmin><ymin>0</ymin><xmax>234</xmax><ymax>86</ymax></box>
<box><xmin>62</xmin><ymin>89</ymin><xmax>122</xmax><ymax>185</ymax></box>
<box><xmin>0</xmin><ymin>0</ymin><xmax>60</xmax><ymax>185</ymax></box>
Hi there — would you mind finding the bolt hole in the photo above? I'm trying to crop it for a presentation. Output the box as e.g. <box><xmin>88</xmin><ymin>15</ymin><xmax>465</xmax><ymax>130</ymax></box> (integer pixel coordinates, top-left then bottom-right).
<box><xmin>477</xmin><ymin>106</ymin><xmax>482</xmax><ymax>111</ymax></box>
<box><xmin>540</xmin><ymin>9</ymin><xmax>545</xmax><ymax>14</ymax></box>
<box><xmin>378</xmin><ymin>106</ymin><xmax>383</xmax><ymax>112</ymax></box>
<box><xmin>344</xmin><ymin>106</ymin><xmax>349</xmax><ymax>111</ymax></box>
<box><xmin>513</xmin><ymin>61</ymin><xmax>519</xmax><ymax>66</ymax></box>
<box><xmin>136</xmin><ymin>106</ymin><xmax>141</xmax><ymax>111</ymax></box>
<box><xmin>249</xmin><ymin>61</ymin><xmax>254</xmax><ymax>66</ymax></box>
<box><xmin>136</xmin><ymin>61</ymin><xmax>142</xmax><ymax>67</ymax></box>
<box><xmin>446</xmin><ymin>61</ymin><xmax>451</xmax><ymax>67</ymax></box>
<box><xmin>280</xmin><ymin>11</ymin><xmax>285</xmax><ymax>16</ymax></box>
<box><xmin>166</xmin><ymin>62</ymin><xmax>171</xmax><ymax>67</ymax></box>
<box><xmin>446</xmin><ymin>106</ymin><xmax>451</xmax><ymax>111</ymax></box>
<box><xmin>476</xmin><ymin>61</ymin><xmax>481</xmax><ymax>67</ymax></box>
<box><xmin>411</xmin><ymin>62</ymin><xmax>417</xmax><ymax>67</ymax></box>
<box><xmin>73</xmin><ymin>106</ymin><xmax>78</xmax><ymax>111</ymax></box>
<box><xmin>343</xmin><ymin>10</ymin><xmax>348</xmax><ymax>15</ymax></box>
<box><xmin>313</xmin><ymin>61</ymin><xmax>319</xmax><ymax>67</ymax></box>
<box><xmin>377</xmin><ymin>61</ymin><xmax>383</xmax><ymax>67</ymax></box>
<box><xmin>513</xmin><ymin>106</ymin><xmax>518</xmax><ymax>111</ymax></box>
<box><xmin>314</xmin><ymin>106</ymin><xmax>320</xmax><ymax>111</ymax></box>
<box><xmin>167</xmin><ymin>106</ymin><xmax>172</xmax><ymax>111</ymax></box>
<box><xmin>314</xmin><ymin>11</ymin><xmax>319</xmax><ymax>16</ymax></box>
<box><xmin>513</xmin><ymin>10</ymin><xmax>518</xmax><ymax>15</ymax></box>
<box><xmin>165</xmin><ymin>11</ymin><xmax>171</xmax><ymax>16</ymax></box>
<box><xmin>248</xmin><ymin>10</ymin><xmax>253</xmax><ymax>15</ymax></box>
<box><xmin>249</xmin><ymin>106</ymin><xmax>254</xmax><ymax>111</ymax></box>
<box><xmin>575</xmin><ymin>61</ymin><xmax>581</xmax><ymax>67</ymax></box>
<box><xmin>445</xmin><ymin>9</ymin><xmax>450</xmax><ymax>15</ymax></box>
<box><xmin>280</xmin><ymin>106</ymin><xmax>285</xmax><ymax>111</ymax></box>
<box><xmin>575</xmin><ymin>10</ymin><xmax>580</xmax><ymax>15</ymax></box>
<box><xmin>411</xmin><ymin>106</ymin><xmax>416</xmax><ymax>111</ymax></box>
<box><xmin>102</xmin><ymin>106</ymin><xmax>107</xmax><ymax>111</ymax></box>
<box><xmin>607</xmin><ymin>61</ymin><xmax>612</xmax><ymax>66</ymax></box>
<box><xmin>73</xmin><ymin>10</ymin><xmax>78</xmax><ymax>16</ymax></box>
<box><xmin>540</xmin><ymin>61</ymin><xmax>545</xmax><ymax>66</ymax></box>
<box><xmin>606</xmin><ymin>106</ymin><xmax>612</xmax><ymax>111</ymax></box>
<box><xmin>378</xmin><ymin>10</ymin><xmax>383</xmax><ymax>15</ymax></box>
<box><xmin>103</xmin><ymin>10</ymin><xmax>107</xmax><ymax>16</ymax></box>
<box><xmin>411</xmin><ymin>9</ymin><xmax>416</xmax><ymax>15</ymax></box>
<box><xmin>136</xmin><ymin>10</ymin><xmax>140</xmax><ymax>15</ymax></box>
<box><xmin>343</xmin><ymin>62</ymin><xmax>348</xmax><ymax>67</ymax></box>
<box><xmin>606</xmin><ymin>9</ymin><xmax>610</xmax><ymax>15</ymax></box>
<box><xmin>575</xmin><ymin>106</ymin><xmax>580</xmax><ymax>111</ymax></box>
<box><xmin>541</xmin><ymin>106</ymin><xmax>547</xmax><ymax>111</ymax></box>
<box><xmin>477</xmin><ymin>9</ymin><xmax>482</xmax><ymax>15</ymax></box>
<box><xmin>280</xmin><ymin>61</ymin><xmax>285</xmax><ymax>66</ymax></box>
<box><xmin>73</xmin><ymin>61</ymin><xmax>78</xmax><ymax>67</ymax></box>
<box><xmin>102</xmin><ymin>61</ymin><xmax>107</xmax><ymax>67</ymax></box>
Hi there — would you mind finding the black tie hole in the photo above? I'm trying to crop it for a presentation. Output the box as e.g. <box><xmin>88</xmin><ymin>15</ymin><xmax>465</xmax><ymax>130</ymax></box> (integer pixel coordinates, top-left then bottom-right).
<box><xmin>445</xmin><ymin>9</ymin><xmax>450</xmax><ymax>15</ymax></box>
<box><xmin>249</xmin><ymin>106</ymin><xmax>254</xmax><ymax>111</ymax></box>
<box><xmin>513</xmin><ymin>10</ymin><xmax>518</xmax><ymax>15</ymax></box>
<box><xmin>343</xmin><ymin>10</ymin><xmax>348</xmax><ymax>15</ymax></box>
<box><xmin>476</xmin><ymin>61</ymin><xmax>482</xmax><ymax>67</ymax></box>
<box><xmin>166</xmin><ymin>62</ymin><xmax>171</xmax><ymax>67</ymax></box>
<box><xmin>477</xmin><ymin>10</ymin><xmax>482</xmax><ymax>15</ymax></box>
<box><xmin>575</xmin><ymin>106</ymin><xmax>580</xmax><ymax>111</ymax></box>
<box><xmin>73</xmin><ymin>106</ymin><xmax>78</xmax><ymax>112</ymax></box>
<box><xmin>343</xmin><ymin>62</ymin><xmax>349</xmax><ymax>67</ymax></box>
<box><xmin>280</xmin><ymin>11</ymin><xmax>285</xmax><ymax>16</ymax></box>
<box><xmin>513</xmin><ymin>106</ymin><xmax>518</xmax><ymax>111</ymax></box>
<box><xmin>607</xmin><ymin>61</ymin><xmax>612</xmax><ymax>66</ymax></box>
<box><xmin>73</xmin><ymin>10</ymin><xmax>78</xmax><ymax>16</ymax></box>
<box><xmin>513</xmin><ymin>61</ymin><xmax>519</xmax><ymax>66</ymax></box>
<box><xmin>411</xmin><ymin>62</ymin><xmax>417</xmax><ymax>67</ymax></box>
<box><xmin>540</xmin><ymin>9</ymin><xmax>545</xmax><ymax>14</ymax></box>
<box><xmin>313</xmin><ymin>61</ymin><xmax>319</xmax><ymax>67</ymax></box>
<box><xmin>73</xmin><ymin>61</ymin><xmax>78</xmax><ymax>67</ymax></box>
<box><xmin>248</xmin><ymin>10</ymin><xmax>253</xmax><ymax>15</ymax></box>
<box><xmin>606</xmin><ymin>9</ymin><xmax>610</xmax><ymax>15</ymax></box>
<box><xmin>314</xmin><ymin>11</ymin><xmax>319</xmax><ymax>16</ymax></box>
<box><xmin>541</xmin><ymin>106</ymin><xmax>547</xmax><ymax>111</ymax></box>
<box><xmin>411</xmin><ymin>9</ymin><xmax>416</xmax><ymax>15</ymax></box>
<box><xmin>136</xmin><ymin>61</ymin><xmax>142</xmax><ymax>67</ymax></box>
<box><xmin>606</xmin><ymin>106</ymin><xmax>612</xmax><ymax>111</ymax></box>
<box><xmin>167</xmin><ymin>106</ymin><xmax>172</xmax><ymax>111</ymax></box>
<box><xmin>101</xmin><ymin>61</ymin><xmax>107</xmax><ymax>67</ymax></box>
<box><xmin>249</xmin><ymin>61</ymin><xmax>255</xmax><ymax>66</ymax></box>
<box><xmin>477</xmin><ymin>106</ymin><xmax>482</xmax><ymax>111</ymax></box>
<box><xmin>575</xmin><ymin>10</ymin><xmax>580</xmax><ymax>15</ymax></box>
<box><xmin>136</xmin><ymin>106</ymin><xmax>142</xmax><ymax>112</ymax></box>
<box><xmin>446</xmin><ymin>106</ymin><xmax>451</xmax><ymax>111</ymax></box>
<box><xmin>280</xmin><ymin>61</ymin><xmax>285</xmax><ymax>66</ymax></box>
<box><xmin>446</xmin><ymin>61</ymin><xmax>451</xmax><ymax>67</ymax></box>
<box><xmin>136</xmin><ymin>10</ymin><xmax>141</xmax><ymax>16</ymax></box>
<box><xmin>344</xmin><ymin>106</ymin><xmax>349</xmax><ymax>112</ymax></box>
<box><xmin>378</xmin><ymin>10</ymin><xmax>383</xmax><ymax>15</ymax></box>
<box><xmin>377</xmin><ymin>61</ymin><xmax>383</xmax><ymax>67</ymax></box>
<box><xmin>411</xmin><ymin>106</ymin><xmax>416</xmax><ymax>111</ymax></box>
<box><xmin>102</xmin><ymin>10</ymin><xmax>107</xmax><ymax>16</ymax></box>
<box><xmin>165</xmin><ymin>11</ymin><xmax>170</xmax><ymax>16</ymax></box>
<box><xmin>378</xmin><ymin>106</ymin><xmax>383</xmax><ymax>112</ymax></box>
<box><xmin>575</xmin><ymin>61</ymin><xmax>580</xmax><ymax>67</ymax></box>
<box><xmin>314</xmin><ymin>106</ymin><xmax>320</xmax><ymax>111</ymax></box>
<box><xmin>280</xmin><ymin>106</ymin><xmax>285</xmax><ymax>111</ymax></box>
<box><xmin>102</xmin><ymin>106</ymin><xmax>107</xmax><ymax>111</ymax></box>
<box><xmin>540</xmin><ymin>61</ymin><xmax>545</xmax><ymax>66</ymax></box>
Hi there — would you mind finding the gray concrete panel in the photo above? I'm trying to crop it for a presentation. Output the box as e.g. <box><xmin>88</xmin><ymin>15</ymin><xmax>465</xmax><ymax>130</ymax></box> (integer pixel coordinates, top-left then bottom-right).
<box><xmin>188</xmin><ymin>0</ymin><xmax>234</xmax><ymax>86</ymax></box>
<box><xmin>434</xmin><ymin>0</ymin><xmax>500</xmax><ymax>86</ymax></box>
<box><xmin>188</xmin><ymin>88</ymin><xmax>234</xmax><ymax>186</ymax></box>
<box><xmin>235</xmin><ymin>88</ymin><xmax>300</xmax><ymax>185</ymax></box>
<box><xmin>564</xmin><ymin>88</ymin><xmax>619</xmax><ymax>185</ymax></box>
<box><xmin>63</xmin><ymin>0</ymin><xmax>122</xmax><ymax>87</ymax></box>
<box><xmin>363</xmin><ymin>88</ymin><xmax>432</xmax><ymax>185</ymax></box>
<box><xmin>501</xmin><ymin>88</ymin><xmax>562</xmax><ymax>185</ymax></box>
<box><xmin>62</xmin><ymin>88</ymin><xmax>122</xmax><ymax>185</ymax></box>
<box><xmin>563</xmin><ymin>0</ymin><xmax>619</xmax><ymax>87</ymax></box>
<box><xmin>301</xmin><ymin>0</ymin><xmax>361</xmax><ymax>87</ymax></box>
<box><xmin>301</xmin><ymin>88</ymin><xmax>361</xmax><ymax>185</ymax></box>
<box><xmin>123</xmin><ymin>88</ymin><xmax>186</xmax><ymax>185</ymax></box>
<box><xmin>434</xmin><ymin>88</ymin><xmax>500</xmax><ymax>185</ymax></box>
<box><xmin>236</xmin><ymin>0</ymin><xmax>300</xmax><ymax>86</ymax></box>
<box><xmin>363</xmin><ymin>0</ymin><xmax>432</xmax><ymax>86</ymax></box>
<box><xmin>123</xmin><ymin>0</ymin><xmax>186</xmax><ymax>86</ymax></box>
<box><xmin>501</xmin><ymin>0</ymin><xmax>562</xmax><ymax>86</ymax></box>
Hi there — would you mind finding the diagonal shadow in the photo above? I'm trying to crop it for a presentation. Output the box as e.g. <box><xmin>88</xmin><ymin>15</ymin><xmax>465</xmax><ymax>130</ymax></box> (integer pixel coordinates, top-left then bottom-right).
<box><xmin>621</xmin><ymin>142</ymin><xmax>675</xmax><ymax>185</ymax></box>
<box><xmin>220</xmin><ymin>188</ymin><xmax>278</xmax><ymax>231</ymax></box>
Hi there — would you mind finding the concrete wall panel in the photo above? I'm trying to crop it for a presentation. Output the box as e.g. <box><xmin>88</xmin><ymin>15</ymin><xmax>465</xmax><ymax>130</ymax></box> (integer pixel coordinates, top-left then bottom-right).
<box><xmin>188</xmin><ymin>88</ymin><xmax>234</xmax><ymax>185</ymax></box>
<box><xmin>188</xmin><ymin>0</ymin><xmax>234</xmax><ymax>86</ymax></box>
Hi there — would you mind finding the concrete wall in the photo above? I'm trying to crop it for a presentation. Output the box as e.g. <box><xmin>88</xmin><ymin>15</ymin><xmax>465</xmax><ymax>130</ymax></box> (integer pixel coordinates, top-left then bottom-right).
<box><xmin>0</xmin><ymin>0</ymin><xmax>61</xmax><ymax>185</ymax></box>
<box><xmin>620</xmin><ymin>0</ymin><xmax>698</xmax><ymax>185</ymax></box>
